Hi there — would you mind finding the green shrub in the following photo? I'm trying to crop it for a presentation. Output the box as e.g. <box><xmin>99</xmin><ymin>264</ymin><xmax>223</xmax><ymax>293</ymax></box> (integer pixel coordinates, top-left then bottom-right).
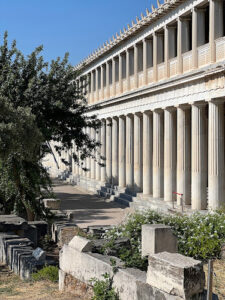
<box><xmin>91</xmin><ymin>273</ymin><xmax>119</xmax><ymax>300</ymax></box>
<box><xmin>32</xmin><ymin>265</ymin><xmax>59</xmax><ymax>282</ymax></box>
<box><xmin>102</xmin><ymin>210</ymin><xmax>225</xmax><ymax>271</ymax></box>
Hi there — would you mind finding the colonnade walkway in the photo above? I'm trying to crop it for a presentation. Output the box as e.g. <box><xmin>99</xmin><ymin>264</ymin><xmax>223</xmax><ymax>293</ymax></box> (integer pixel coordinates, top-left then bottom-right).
<box><xmin>52</xmin><ymin>181</ymin><xmax>130</xmax><ymax>229</ymax></box>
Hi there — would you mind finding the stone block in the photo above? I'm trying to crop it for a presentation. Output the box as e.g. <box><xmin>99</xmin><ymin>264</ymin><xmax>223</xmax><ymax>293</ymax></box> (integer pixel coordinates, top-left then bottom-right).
<box><xmin>0</xmin><ymin>215</ymin><xmax>28</xmax><ymax>232</ymax></box>
<box><xmin>28</xmin><ymin>221</ymin><xmax>48</xmax><ymax>242</ymax></box>
<box><xmin>0</xmin><ymin>233</ymin><xmax>19</xmax><ymax>262</ymax></box>
<box><xmin>68</xmin><ymin>236</ymin><xmax>93</xmax><ymax>253</ymax></box>
<box><xmin>19</xmin><ymin>254</ymin><xmax>39</xmax><ymax>280</ymax></box>
<box><xmin>51</xmin><ymin>222</ymin><xmax>77</xmax><ymax>243</ymax></box>
<box><xmin>32</xmin><ymin>247</ymin><xmax>46</xmax><ymax>262</ymax></box>
<box><xmin>147</xmin><ymin>252</ymin><xmax>205</xmax><ymax>299</ymax></box>
<box><xmin>141</xmin><ymin>224</ymin><xmax>177</xmax><ymax>257</ymax></box>
<box><xmin>12</xmin><ymin>247</ymin><xmax>33</xmax><ymax>274</ymax></box>
<box><xmin>43</xmin><ymin>198</ymin><xmax>61</xmax><ymax>210</ymax></box>
<box><xmin>4</xmin><ymin>238</ymin><xmax>33</xmax><ymax>264</ymax></box>
<box><xmin>59</xmin><ymin>269</ymin><xmax>66</xmax><ymax>291</ymax></box>
<box><xmin>58</xmin><ymin>225</ymin><xmax>80</xmax><ymax>248</ymax></box>
<box><xmin>24</xmin><ymin>225</ymin><xmax>37</xmax><ymax>247</ymax></box>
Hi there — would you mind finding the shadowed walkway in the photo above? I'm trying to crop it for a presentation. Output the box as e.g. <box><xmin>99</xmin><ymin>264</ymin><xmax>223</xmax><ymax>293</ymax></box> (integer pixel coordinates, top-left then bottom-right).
<box><xmin>53</xmin><ymin>182</ymin><xmax>131</xmax><ymax>228</ymax></box>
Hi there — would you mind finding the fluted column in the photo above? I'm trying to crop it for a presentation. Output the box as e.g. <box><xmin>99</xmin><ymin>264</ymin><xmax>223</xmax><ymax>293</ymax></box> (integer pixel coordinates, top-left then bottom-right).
<box><xmin>101</xmin><ymin>65</ymin><xmax>104</xmax><ymax>100</ymax></box>
<box><xmin>96</xmin><ymin>68</ymin><xmax>99</xmax><ymax>101</ymax></box>
<box><xmin>95</xmin><ymin>128</ymin><xmax>101</xmax><ymax>181</ymax></box>
<box><xmin>112</xmin><ymin>117</ymin><xmax>118</xmax><ymax>185</ymax></box>
<box><xmin>86</xmin><ymin>127</ymin><xmax>91</xmax><ymax>178</ymax></box>
<box><xmin>177</xmin><ymin>105</ymin><xmax>191</xmax><ymax>205</ymax></box>
<box><xmin>106</xmin><ymin>118</ymin><xmax>112</xmax><ymax>183</ymax></box>
<box><xmin>126</xmin><ymin>114</ymin><xmax>134</xmax><ymax>188</ymax></box>
<box><xmin>134</xmin><ymin>44</ymin><xmax>138</xmax><ymax>89</ymax></box>
<box><xmin>126</xmin><ymin>49</ymin><xmax>130</xmax><ymax>91</ymax></box>
<box><xmin>191</xmin><ymin>103</ymin><xmax>207</xmax><ymax>210</ymax></box>
<box><xmin>134</xmin><ymin>113</ymin><xmax>143</xmax><ymax>191</ymax></box>
<box><xmin>91</xmin><ymin>127</ymin><xmax>96</xmax><ymax>179</ymax></box>
<box><xmin>177</xmin><ymin>17</ymin><xmax>183</xmax><ymax>74</ymax></box>
<box><xmin>143</xmin><ymin>111</ymin><xmax>153</xmax><ymax>195</ymax></box>
<box><xmin>106</xmin><ymin>62</ymin><xmax>110</xmax><ymax>98</ymax></box>
<box><xmin>101</xmin><ymin>120</ymin><xmax>106</xmax><ymax>182</ymax></box>
<box><xmin>164</xmin><ymin>107</ymin><xmax>177</xmax><ymax>202</ymax></box>
<box><xmin>192</xmin><ymin>8</ymin><xmax>198</xmax><ymax>69</ymax></box>
<box><xmin>112</xmin><ymin>58</ymin><xmax>116</xmax><ymax>96</ymax></box>
<box><xmin>153</xmin><ymin>109</ymin><xmax>164</xmax><ymax>198</ymax></box>
<box><xmin>208</xmin><ymin>100</ymin><xmax>225</xmax><ymax>209</ymax></box>
<box><xmin>143</xmin><ymin>39</ymin><xmax>147</xmax><ymax>85</ymax></box>
<box><xmin>91</xmin><ymin>71</ymin><xmax>94</xmax><ymax>103</ymax></box>
<box><xmin>119</xmin><ymin>116</ymin><xmax>126</xmax><ymax>187</ymax></box>
<box><xmin>209</xmin><ymin>0</ymin><xmax>216</xmax><ymax>63</ymax></box>
<box><xmin>119</xmin><ymin>54</ymin><xmax>123</xmax><ymax>94</ymax></box>
<box><xmin>153</xmin><ymin>32</ymin><xmax>158</xmax><ymax>82</ymax></box>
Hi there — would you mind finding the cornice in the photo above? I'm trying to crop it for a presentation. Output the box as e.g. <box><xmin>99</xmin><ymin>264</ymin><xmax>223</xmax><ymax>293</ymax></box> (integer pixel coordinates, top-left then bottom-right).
<box><xmin>74</xmin><ymin>0</ymin><xmax>184</xmax><ymax>71</ymax></box>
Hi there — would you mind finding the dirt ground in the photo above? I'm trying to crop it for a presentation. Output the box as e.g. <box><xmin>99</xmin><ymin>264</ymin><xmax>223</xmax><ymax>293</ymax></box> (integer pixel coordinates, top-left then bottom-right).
<box><xmin>0</xmin><ymin>264</ymin><xmax>77</xmax><ymax>300</ymax></box>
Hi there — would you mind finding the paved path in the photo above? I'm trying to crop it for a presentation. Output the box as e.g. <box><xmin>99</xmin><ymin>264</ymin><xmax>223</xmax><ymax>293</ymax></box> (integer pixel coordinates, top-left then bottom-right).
<box><xmin>53</xmin><ymin>182</ymin><xmax>131</xmax><ymax>228</ymax></box>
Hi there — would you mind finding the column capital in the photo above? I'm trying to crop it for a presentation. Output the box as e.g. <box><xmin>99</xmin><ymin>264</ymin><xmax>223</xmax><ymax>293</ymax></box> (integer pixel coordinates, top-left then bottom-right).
<box><xmin>143</xmin><ymin>110</ymin><xmax>153</xmax><ymax>115</ymax></box>
<box><xmin>207</xmin><ymin>98</ymin><xmax>225</xmax><ymax>104</ymax></box>
<box><xmin>163</xmin><ymin>106</ymin><xmax>176</xmax><ymax>111</ymax></box>
<box><xmin>175</xmin><ymin>103</ymin><xmax>191</xmax><ymax>109</ymax></box>
<box><xmin>153</xmin><ymin>108</ymin><xmax>164</xmax><ymax>113</ymax></box>
<box><xmin>189</xmin><ymin>101</ymin><xmax>207</xmax><ymax>107</ymax></box>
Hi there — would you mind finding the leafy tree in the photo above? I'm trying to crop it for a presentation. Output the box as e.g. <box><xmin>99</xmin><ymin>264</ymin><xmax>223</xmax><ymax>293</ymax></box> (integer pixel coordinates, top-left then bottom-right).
<box><xmin>0</xmin><ymin>32</ymin><xmax>100</xmax><ymax>220</ymax></box>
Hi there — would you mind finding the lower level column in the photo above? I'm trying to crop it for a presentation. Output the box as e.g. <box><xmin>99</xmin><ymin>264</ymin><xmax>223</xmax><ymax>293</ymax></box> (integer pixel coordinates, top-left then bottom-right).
<box><xmin>191</xmin><ymin>103</ymin><xmax>207</xmax><ymax>210</ymax></box>
<box><xmin>119</xmin><ymin>116</ymin><xmax>126</xmax><ymax>187</ymax></box>
<box><xmin>153</xmin><ymin>109</ymin><xmax>164</xmax><ymax>198</ymax></box>
<box><xmin>112</xmin><ymin>117</ymin><xmax>118</xmax><ymax>185</ymax></box>
<box><xmin>177</xmin><ymin>105</ymin><xmax>191</xmax><ymax>205</ymax></box>
<box><xmin>126</xmin><ymin>114</ymin><xmax>134</xmax><ymax>189</ymax></box>
<box><xmin>143</xmin><ymin>111</ymin><xmax>153</xmax><ymax>195</ymax></box>
<box><xmin>86</xmin><ymin>127</ymin><xmax>91</xmax><ymax>178</ymax></box>
<box><xmin>106</xmin><ymin>118</ymin><xmax>112</xmax><ymax>183</ymax></box>
<box><xmin>95</xmin><ymin>128</ymin><xmax>101</xmax><ymax>181</ymax></box>
<box><xmin>91</xmin><ymin>128</ymin><xmax>96</xmax><ymax>180</ymax></box>
<box><xmin>208</xmin><ymin>99</ymin><xmax>225</xmax><ymax>209</ymax></box>
<box><xmin>164</xmin><ymin>107</ymin><xmax>177</xmax><ymax>202</ymax></box>
<box><xmin>101</xmin><ymin>120</ymin><xmax>106</xmax><ymax>182</ymax></box>
<box><xmin>134</xmin><ymin>113</ymin><xmax>143</xmax><ymax>192</ymax></box>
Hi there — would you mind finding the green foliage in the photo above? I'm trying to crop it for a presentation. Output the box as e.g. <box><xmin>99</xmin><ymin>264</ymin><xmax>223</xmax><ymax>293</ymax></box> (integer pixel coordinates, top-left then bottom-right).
<box><xmin>0</xmin><ymin>31</ymin><xmax>100</xmax><ymax>220</ymax></box>
<box><xmin>91</xmin><ymin>273</ymin><xmax>119</xmax><ymax>300</ymax></box>
<box><xmin>32</xmin><ymin>266</ymin><xmax>59</xmax><ymax>282</ymax></box>
<box><xmin>103</xmin><ymin>210</ymin><xmax>225</xmax><ymax>271</ymax></box>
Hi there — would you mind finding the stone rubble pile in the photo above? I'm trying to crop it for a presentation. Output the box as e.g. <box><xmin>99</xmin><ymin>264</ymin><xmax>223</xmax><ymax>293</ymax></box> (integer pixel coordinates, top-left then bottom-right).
<box><xmin>0</xmin><ymin>215</ymin><xmax>48</xmax><ymax>279</ymax></box>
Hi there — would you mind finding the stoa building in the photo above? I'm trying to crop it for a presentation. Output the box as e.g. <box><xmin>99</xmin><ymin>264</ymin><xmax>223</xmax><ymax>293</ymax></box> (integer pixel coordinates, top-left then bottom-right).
<box><xmin>52</xmin><ymin>0</ymin><xmax>225</xmax><ymax>212</ymax></box>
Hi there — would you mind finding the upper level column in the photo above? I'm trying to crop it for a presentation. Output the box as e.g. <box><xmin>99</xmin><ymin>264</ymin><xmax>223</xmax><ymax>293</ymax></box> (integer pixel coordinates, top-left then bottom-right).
<box><xmin>177</xmin><ymin>17</ymin><xmax>183</xmax><ymax>74</ymax></box>
<box><xmin>153</xmin><ymin>33</ymin><xmax>158</xmax><ymax>82</ymax></box>
<box><xmin>126</xmin><ymin>49</ymin><xmax>130</xmax><ymax>91</ymax></box>
<box><xmin>112</xmin><ymin>58</ymin><xmax>116</xmax><ymax>96</ymax></box>
<box><xmin>143</xmin><ymin>39</ymin><xmax>148</xmax><ymax>85</ymax></box>
<box><xmin>91</xmin><ymin>71</ymin><xmax>94</xmax><ymax>103</ymax></box>
<box><xmin>106</xmin><ymin>62</ymin><xmax>110</xmax><ymax>98</ymax></box>
<box><xmin>134</xmin><ymin>44</ymin><xmax>138</xmax><ymax>89</ymax></box>
<box><xmin>192</xmin><ymin>8</ymin><xmax>198</xmax><ymax>69</ymax></box>
<box><xmin>119</xmin><ymin>54</ymin><xmax>123</xmax><ymax>94</ymax></box>
<box><xmin>101</xmin><ymin>65</ymin><xmax>104</xmax><ymax>100</ymax></box>
<box><xmin>96</xmin><ymin>68</ymin><xmax>99</xmax><ymax>102</ymax></box>
<box><xmin>209</xmin><ymin>0</ymin><xmax>216</xmax><ymax>63</ymax></box>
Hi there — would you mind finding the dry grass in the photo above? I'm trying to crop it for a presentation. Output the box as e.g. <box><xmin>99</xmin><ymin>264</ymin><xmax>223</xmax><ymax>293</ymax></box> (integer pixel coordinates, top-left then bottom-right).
<box><xmin>0</xmin><ymin>264</ymin><xmax>79</xmax><ymax>300</ymax></box>
<box><xmin>204</xmin><ymin>259</ymin><xmax>225</xmax><ymax>299</ymax></box>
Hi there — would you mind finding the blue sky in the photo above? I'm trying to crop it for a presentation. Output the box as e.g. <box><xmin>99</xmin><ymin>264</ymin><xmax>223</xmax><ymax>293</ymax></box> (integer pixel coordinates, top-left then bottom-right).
<box><xmin>0</xmin><ymin>0</ymin><xmax>157</xmax><ymax>66</ymax></box>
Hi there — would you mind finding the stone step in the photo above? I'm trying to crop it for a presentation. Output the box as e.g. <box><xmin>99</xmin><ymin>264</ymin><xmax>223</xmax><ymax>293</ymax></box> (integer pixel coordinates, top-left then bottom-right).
<box><xmin>114</xmin><ymin>196</ymin><xmax>131</xmax><ymax>207</ymax></box>
<box><xmin>119</xmin><ymin>193</ymin><xmax>133</xmax><ymax>202</ymax></box>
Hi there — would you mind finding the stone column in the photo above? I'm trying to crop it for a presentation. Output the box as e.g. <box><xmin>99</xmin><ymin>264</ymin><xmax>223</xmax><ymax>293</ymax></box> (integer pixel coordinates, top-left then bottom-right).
<box><xmin>86</xmin><ymin>127</ymin><xmax>91</xmax><ymax>178</ymax></box>
<box><xmin>177</xmin><ymin>105</ymin><xmax>191</xmax><ymax>205</ymax></box>
<box><xmin>177</xmin><ymin>17</ymin><xmax>183</xmax><ymax>74</ymax></box>
<box><xmin>106</xmin><ymin>118</ymin><xmax>112</xmax><ymax>183</ymax></box>
<box><xmin>153</xmin><ymin>109</ymin><xmax>164</xmax><ymax>198</ymax></box>
<box><xmin>134</xmin><ymin>44</ymin><xmax>138</xmax><ymax>89</ymax></box>
<box><xmin>101</xmin><ymin>120</ymin><xmax>106</xmax><ymax>182</ymax></box>
<box><xmin>153</xmin><ymin>33</ymin><xmax>158</xmax><ymax>82</ymax></box>
<box><xmin>143</xmin><ymin>39</ymin><xmax>147</xmax><ymax>85</ymax></box>
<box><xmin>126</xmin><ymin>49</ymin><xmax>130</xmax><ymax>91</ymax></box>
<box><xmin>112</xmin><ymin>117</ymin><xmax>118</xmax><ymax>185</ymax></box>
<box><xmin>209</xmin><ymin>0</ymin><xmax>216</xmax><ymax>63</ymax></box>
<box><xmin>119</xmin><ymin>54</ymin><xmax>123</xmax><ymax>94</ymax></box>
<box><xmin>91</xmin><ymin>127</ymin><xmax>96</xmax><ymax>180</ymax></box>
<box><xmin>96</xmin><ymin>68</ymin><xmax>99</xmax><ymax>101</ymax></box>
<box><xmin>126</xmin><ymin>114</ymin><xmax>134</xmax><ymax>188</ymax></box>
<box><xmin>134</xmin><ymin>113</ymin><xmax>143</xmax><ymax>191</ymax></box>
<box><xmin>101</xmin><ymin>65</ymin><xmax>104</xmax><ymax>100</ymax></box>
<box><xmin>164</xmin><ymin>26</ymin><xmax>169</xmax><ymax>78</ymax></box>
<box><xmin>164</xmin><ymin>107</ymin><xmax>177</xmax><ymax>202</ymax></box>
<box><xmin>95</xmin><ymin>128</ymin><xmax>101</xmax><ymax>181</ymax></box>
<box><xmin>119</xmin><ymin>116</ymin><xmax>126</xmax><ymax>188</ymax></box>
<box><xmin>191</xmin><ymin>103</ymin><xmax>207</xmax><ymax>210</ymax></box>
<box><xmin>91</xmin><ymin>71</ymin><xmax>94</xmax><ymax>103</ymax></box>
<box><xmin>112</xmin><ymin>58</ymin><xmax>116</xmax><ymax>96</ymax></box>
<box><xmin>192</xmin><ymin>8</ymin><xmax>198</xmax><ymax>69</ymax></box>
<box><xmin>143</xmin><ymin>111</ymin><xmax>153</xmax><ymax>195</ymax></box>
<box><xmin>106</xmin><ymin>62</ymin><xmax>110</xmax><ymax>98</ymax></box>
<box><xmin>208</xmin><ymin>99</ymin><xmax>225</xmax><ymax>209</ymax></box>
